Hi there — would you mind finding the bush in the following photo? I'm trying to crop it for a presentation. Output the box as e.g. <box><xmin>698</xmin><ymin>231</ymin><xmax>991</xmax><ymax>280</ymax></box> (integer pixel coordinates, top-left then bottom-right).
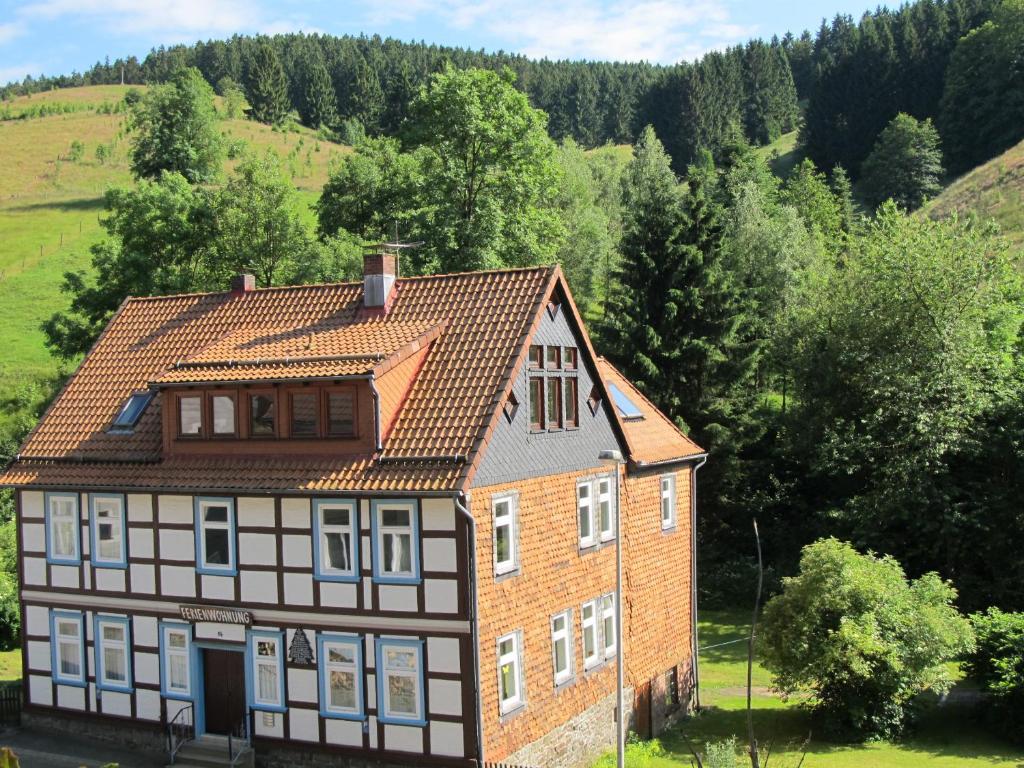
<box><xmin>760</xmin><ymin>538</ymin><xmax>973</xmax><ymax>739</ymax></box>
<box><xmin>859</xmin><ymin>113</ymin><xmax>943</xmax><ymax>210</ymax></box>
<box><xmin>592</xmin><ymin>734</ymin><xmax>667</xmax><ymax>767</ymax></box>
<box><xmin>703</xmin><ymin>737</ymin><xmax>738</xmax><ymax>768</ymax></box>
<box><xmin>67</xmin><ymin>140</ymin><xmax>85</xmax><ymax>162</ymax></box>
<box><xmin>966</xmin><ymin>608</ymin><xmax>1024</xmax><ymax>742</ymax></box>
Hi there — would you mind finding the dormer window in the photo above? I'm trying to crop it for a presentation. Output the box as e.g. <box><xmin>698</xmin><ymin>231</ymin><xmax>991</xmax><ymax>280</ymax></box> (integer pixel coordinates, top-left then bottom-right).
<box><xmin>111</xmin><ymin>391</ymin><xmax>153</xmax><ymax>431</ymax></box>
<box><xmin>290</xmin><ymin>392</ymin><xmax>319</xmax><ymax>437</ymax></box>
<box><xmin>328</xmin><ymin>391</ymin><xmax>356</xmax><ymax>437</ymax></box>
<box><xmin>178</xmin><ymin>395</ymin><xmax>203</xmax><ymax>436</ymax></box>
<box><xmin>212</xmin><ymin>394</ymin><xmax>236</xmax><ymax>435</ymax></box>
<box><xmin>250</xmin><ymin>393</ymin><xmax>276</xmax><ymax>437</ymax></box>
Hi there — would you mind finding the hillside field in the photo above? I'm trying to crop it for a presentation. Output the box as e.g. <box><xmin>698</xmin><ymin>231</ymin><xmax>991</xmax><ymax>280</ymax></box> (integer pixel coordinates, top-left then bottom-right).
<box><xmin>0</xmin><ymin>85</ymin><xmax>349</xmax><ymax>424</ymax></box>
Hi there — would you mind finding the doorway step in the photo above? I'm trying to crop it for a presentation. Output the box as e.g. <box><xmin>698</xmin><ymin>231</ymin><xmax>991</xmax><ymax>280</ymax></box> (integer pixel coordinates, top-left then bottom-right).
<box><xmin>167</xmin><ymin>734</ymin><xmax>254</xmax><ymax>768</ymax></box>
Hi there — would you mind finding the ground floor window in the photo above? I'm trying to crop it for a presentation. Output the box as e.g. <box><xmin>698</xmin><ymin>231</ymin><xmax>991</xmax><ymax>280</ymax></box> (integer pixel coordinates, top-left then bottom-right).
<box><xmin>95</xmin><ymin>615</ymin><xmax>132</xmax><ymax>692</ymax></box>
<box><xmin>582</xmin><ymin>599</ymin><xmax>600</xmax><ymax>670</ymax></box>
<box><xmin>160</xmin><ymin>622</ymin><xmax>192</xmax><ymax>698</ymax></box>
<box><xmin>551</xmin><ymin>611</ymin><xmax>573</xmax><ymax>686</ymax></box>
<box><xmin>50</xmin><ymin>610</ymin><xmax>85</xmax><ymax>686</ymax></box>
<box><xmin>601</xmin><ymin>593</ymin><xmax>617</xmax><ymax>658</ymax></box>
<box><xmin>248</xmin><ymin>630</ymin><xmax>285</xmax><ymax>712</ymax></box>
<box><xmin>376</xmin><ymin>638</ymin><xmax>425</xmax><ymax>725</ymax></box>
<box><xmin>498</xmin><ymin>630</ymin><xmax>525</xmax><ymax>714</ymax></box>
<box><xmin>317</xmin><ymin>633</ymin><xmax>364</xmax><ymax>720</ymax></box>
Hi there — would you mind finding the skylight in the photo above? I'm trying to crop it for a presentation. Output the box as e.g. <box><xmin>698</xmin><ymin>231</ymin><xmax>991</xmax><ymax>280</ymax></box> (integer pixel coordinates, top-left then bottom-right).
<box><xmin>607</xmin><ymin>382</ymin><xmax>644</xmax><ymax>420</ymax></box>
<box><xmin>111</xmin><ymin>391</ymin><xmax>154</xmax><ymax>431</ymax></box>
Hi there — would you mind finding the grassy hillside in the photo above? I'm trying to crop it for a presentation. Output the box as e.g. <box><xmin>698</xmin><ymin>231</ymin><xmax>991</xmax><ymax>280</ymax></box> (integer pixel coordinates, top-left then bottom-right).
<box><xmin>923</xmin><ymin>137</ymin><xmax>1024</xmax><ymax>248</ymax></box>
<box><xmin>0</xmin><ymin>85</ymin><xmax>349</xmax><ymax>421</ymax></box>
<box><xmin>754</xmin><ymin>130</ymin><xmax>802</xmax><ymax>179</ymax></box>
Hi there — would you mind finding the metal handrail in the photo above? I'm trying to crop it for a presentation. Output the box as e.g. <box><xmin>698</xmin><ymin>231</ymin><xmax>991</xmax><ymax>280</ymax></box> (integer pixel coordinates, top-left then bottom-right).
<box><xmin>228</xmin><ymin>709</ymin><xmax>254</xmax><ymax>767</ymax></box>
<box><xmin>167</xmin><ymin>703</ymin><xmax>195</xmax><ymax>765</ymax></box>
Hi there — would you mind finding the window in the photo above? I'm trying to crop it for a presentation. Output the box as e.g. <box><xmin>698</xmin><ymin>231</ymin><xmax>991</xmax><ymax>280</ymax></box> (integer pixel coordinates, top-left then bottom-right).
<box><xmin>249</xmin><ymin>393</ymin><xmax>276</xmax><ymax>437</ymax></box>
<box><xmin>528</xmin><ymin>345</ymin><xmax>543</xmax><ymax>368</ymax></box>
<box><xmin>529</xmin><ymin>378</ymin><xmax>544</xmax><ymax>430</ymax></box>
<box><xmin>290</xmin><ymin>391</ymin><xmax>319</xmax><ymax>437</ymax></box>
<box><xmin>317</xmin><ymin>634</ymin><xmax>363</xmax><ymax>719</ymax></box>
<box><xmin>545</xmin><ymin>346</ymin><xmax>561</xmax><ymax>370</ymax></box>
<box><xmin>502</xmin><ymin>392</ymin><xmax>519</xmax><ymax>424</ymax></box>
<box><xmin>608</xmin><ymin>381</ymin><xmax>644</xmax><ymax>420</ymax></box>
<box><xmin>372</xmin><ymin>502</ymin><xmax>420</xmax><ymax>583</ymax></box>
<box><xmin>313</xmin><ymin>500</ymin><xmax>358</xmax><ymax>582</ymax></box>
<box><xmin>581</xmin><ymin>600</ymin><xmax>599</xmax><ymax>670</ymax></box>
<box><xmin>95</xmin><ymin>615</ymin><xmax>132</xmax><ymax>692</ymax></box>
<box><xmin>601</xmin><ymin>593</ymin><xmax>617</xmax><ymax>658</ymax></box>
<box><xmin>492</xmin><ymin>494</ymin><xmax>518</xmax><ymax>576</ymax></box>
<box><xmin>661</xmin><ymin>474</ymin><xmax>676</xmax><ymax>530</ymax></box>
<box><xmin>546</xmin><ymin>377</ymin><xmax>562</xmax><ymax>428</ymax></box>
<box><xmin>551</xmin><ymin>611</ymin><xmax>573</xmax><ymax>686</ymax></box>
<box><xmin>50</xmin><ymin>610</ymin><xmax>85</xmax><ymax>686</ymax></box>
<box><xmin>179</xmin><ymin>395</ymin><xmax>203</xmax><ymax>436</ymax></box>
<box><xmin>160</xmin><ymin>623</ymin><xmax>192</xmax><ymax>699</ymax></box>
<box><xmin>45</xmin><ymin>492</ymin><xmax>79</xmax><ymax>565</ymax></box>
<box><xmin>194</xmin><ymin>498</ymin><xmax>236</xmax><ymax>575</ymax></box>
<box><xmin>598</xmin><ymin>477</ymin><xmax>614</xmax><ymax>542</ymax></box>
<box><xmin>327</xmin><ymin>391</ymin><xmax>356</xmax><ymax>437</ymax></box>
<box><xmin>497</xmin><ymin>631</ymin><xmax>524</xmax><ymax>715</ymax></box>
<box><xmin>212</xmin><ymin>394</ymin><xmax>236</xmax><ymax>435</ymax></box>
<box><xmin>111</xmin><ymin>391</ymin><xmax>153</xmax><ymax>430</ymax></box>
<box><xmin>248</xmin><ymin>631</ymin><xmax>285</xmax><ymax>712</ymax></box>
<box><xmin>564</xmin><ymin>377</ymin><xmax>579</xmax><ymax>428</ymax></box>
<box><xmin>90</xmin><ymin>494</ymin><xmax>126</xmax><ymax>568</ymax></box>
<box><xmin>376</xmin><ymin>639</ymin><xmax>425</xmax><ymax>725</ymax></box>
<box><xmin>577</xmin><ymin>481</ymin><xmax>594</xmax><ymax>548</ymax></box>
<box><xmin>564</xmin><ymin>347</ymin><xmax>578</xmax><ymax>370</ymax></box>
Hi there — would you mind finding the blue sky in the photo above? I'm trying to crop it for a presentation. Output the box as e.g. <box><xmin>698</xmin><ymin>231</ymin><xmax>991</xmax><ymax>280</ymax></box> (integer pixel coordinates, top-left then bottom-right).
<box><xmin>0</xmin><ymin>0</ymin><xmax>879</xmax><ymax>85</ymax></box>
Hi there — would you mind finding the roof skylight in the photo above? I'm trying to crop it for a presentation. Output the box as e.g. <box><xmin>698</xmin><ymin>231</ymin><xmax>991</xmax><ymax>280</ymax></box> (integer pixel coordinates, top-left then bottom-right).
<box><xmin>110</xmin><ymin>391</ymin><xmax>154</xmax><ymax>431</ymax></box>
<box><xmin>607</xmin><ymin>381</ymin><xmax>644</xmax><ymax>420</ymax></box>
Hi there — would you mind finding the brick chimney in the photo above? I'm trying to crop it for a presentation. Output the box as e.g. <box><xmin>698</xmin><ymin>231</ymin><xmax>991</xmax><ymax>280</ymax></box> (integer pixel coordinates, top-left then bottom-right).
<box><xmin>230</xmin><ymin>273</ymin><xmax>256</xmax><ymax>295</ymax></box>
<box><xmin>363</xmin><ymin>252</ymin><xmax>397</xmax><ymax>309</ymax></box>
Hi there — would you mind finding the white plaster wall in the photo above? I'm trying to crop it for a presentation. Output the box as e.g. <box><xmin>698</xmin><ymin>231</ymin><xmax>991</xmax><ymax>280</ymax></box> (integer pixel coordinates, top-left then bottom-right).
<box><xmin>23</xmin><ymin>557</ymin><xmax>45</xmax><ymax>586</ymax></box>
<box><xmin>195</xmin><ymin>622</ymin><xmax>245</xmax><ymax>643</ymax></box>
<box><xmin>325</xmin><ymin>717</ymin><xmax>363</xmax><ymax>747</ymax></box>
<box><xmin>137</xmin><ymin>688</ymin><xmax>161</xmax><ymax>721</ymax></box>
<box><xmin>287</xmin><ymin>668</ymin><xmax>318</xmax><ymax>704</ymax></box>
<box><xmin>421</xmin><ymin>498</ymin><xmax>455</xmax><ymax>531</ymax></box>
<box><xmin>319</xmin><ymin>582</ymin><xmax>357</xmax><ymax>609</ymax></box>
<box><xmin>240</xmin><ymin>571</ymin><xmax>278</xmax><ymax>604</ymax></box>
<box><xmin>160</xmin><ymin>565</ymin><xmax>196</xmax><ymax>597</ymax></box>
<box><xmin>283</xmin><ymin>573</ymin><xmax>313</xmax><ymax>606</ymax></box>
<box><xmin>289</xmin><ymin>707</ymin><xmax>319</xmax><ymax>742</ymax></box>
<box><xmin>427</xmin><ymin>637</ymin><xmax>460</xmax><ymax>674</ymax></box>
<box><xmin>282</xmin><ymin>535</ymin><xmax>311</xmax><ymax>568</ymax></box>
<box><xmin>25</xmin><ymin>605</ymin><xmax>48</xmax><ymax>636</ymax></box>
<box><xmin>362</xmin><ymin>577</ymin><xmax>373</xmax><ymax>611</ymax></box>
<box><xmin>238</xmin><ymin>497</ymin><xmax>275</xmax><ymax>526</ymax></box>
<box><xmin>56</xmin><ymin>685</ymin><xmax>85</xmax><ymax>710</ymax></box>
<box><xmin>128</xmin><ymin>528</ymin><xmax>154</xmax><ymax>559</ymax></box>
<box><xmin>384</xmin><ymin>724</ymin><xmax>423</xmax><ymax>753</ymax></box>
<box><xmin>423</xmin><ymin>538</ymin><xmax>457</xmax><ymax>572</ymax></box>
<box><xmin>130</xmin><ymin>564</ymin><xmax>156</xmax><ymax>594</ymax></box>
<box><xmin>281</xmin><ymin>498</ymin><xmax>310</xmax><ymax>528</ymax></box>
<box><xmin>27</xmin><ymin>640</ymin><xmax>49</xmax><ymax>672</ymax></box>
<box><xmin>21</xmin><ymin>490</ymin><xmax>44</xmax><ymax>518</ymax></box>
<box><xmin>430</xmin><ymin>721</ymin><xmax>465</xmax><ymax>757</ymax></box>
<box><xmin>158</xmin><ymin>495</ymin><xmax>192</xmax><ymax>525</ymax></box>
<box><xmin>51</xmin><ymin>565</ymin><xmax>78</xmax><ymax>589</ymax></box>
<box><xmin>135</xmin><ymin>651</ymin><xmax>159</xmax><ymax>685</ymax></box>
<box><xmin>424</xmin><ymin>579</ymin><xmax>458</xmax><ymax>614</ymax></box>
<box><xmin>21</xmin><ymin>522</ymin><xmax>44</xmax><ymax>553</ymax></box>
<box><xmin>378</xmin><ymin>585</ymin><xmax>417</xmax><ymax>612</ymax></box>
<box><xmin>127</xmin><ymin>493</ymin><xmax>153</xmax><ymax>523</ymax></box>
<box><xmin>100</xmin><ymin>690</ymin><xmax>131</xmax><ymax>717</ymax></box>
<box><xmin>428</xmin><ymin>678</ymin><xmax>462</xmax><ymax>717</ymax></box>
<box><xmin>94</xmin><ymin>569</ymin><xmax>126</xmax><ymax>593</ymax></box>
<box><xmin>159</xmin><ymin>529</ymin><xmax>195</xmax><ymax>561</ymax></box>
<box><xmin>254</xmin><ymin>711</ymin><xmax>284</xmax><ymax>738</ymax></box>
<box><xmin>366</xmin><ymin>673</ymin><xmax>376</xmax><ymax>710</ymax></box>
<box><xmin>201</xmin><ymin>574</ymin><xmax>234</xmax><ymax>601</ymax></box>
<box><xmin>29</xmin><ymin>675</ymin><xmax>52</xmax><ymax>706</ymax></box>
<box><xmin>239</xmin><ymin>533</ymin><xmax>276</xmax><ymax>566</ymax></box>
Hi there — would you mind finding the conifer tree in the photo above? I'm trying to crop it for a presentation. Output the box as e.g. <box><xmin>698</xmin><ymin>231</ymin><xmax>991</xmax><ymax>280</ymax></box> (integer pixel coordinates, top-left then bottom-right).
<box><xmin>860</xmin><ymin>113</ymin><xmax>944</xmax><ymax>210</ymax></box>
<box><xmin>297</xmin><ymin>44</ymin><xmax>338</xmax><ymax>129</ymax></box>
<box><xmin>246</xmin><ymin>41</ymin><xmax>290</xmax><ymax>125</ymax></box>
<box><xmin>830</xmin><ymin>165</ymin><xmax>856</xmax><ymax>233</ymax></box>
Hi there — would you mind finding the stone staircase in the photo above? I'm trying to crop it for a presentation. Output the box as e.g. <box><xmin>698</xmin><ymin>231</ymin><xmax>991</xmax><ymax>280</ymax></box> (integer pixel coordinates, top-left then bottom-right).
<box><xmin>168</xmin><ymin>734</ymin><xmax>254</xmax><ymax>768</ymax></box>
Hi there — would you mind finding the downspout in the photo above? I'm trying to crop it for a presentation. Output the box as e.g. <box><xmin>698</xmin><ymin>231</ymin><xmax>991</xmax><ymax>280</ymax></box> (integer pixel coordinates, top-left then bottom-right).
<box><xmin>454</xmin><ymin>492</ymin><xmax>484</xmax><ymax>765</ymax></box>
<box><xmin>690</xmin><ymin>455</ymin><xmax>708</xmax><ymax>711</ymax></box>
<box><xmin>368</xmin><ymin>374</ymin><xmax>383</xmax><ymax>451</ymax></box>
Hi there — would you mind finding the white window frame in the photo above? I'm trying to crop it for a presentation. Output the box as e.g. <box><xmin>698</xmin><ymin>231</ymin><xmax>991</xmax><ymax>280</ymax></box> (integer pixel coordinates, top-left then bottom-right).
<box><xmin>194</xmin><ymin>497</ymin><xmax>236</xmax><ymax>575</ymax></box>
<box><xmin>317</xmin><ymin>633</ymin><xmax>364</xmax><ymax>720</ymax></box>
<box><xmin>247</xmin><ymin>630</ymin><xmax>285</xmax><ymax>712</ymax></box>
<box><xmin>313</xmin><ymin>499</ymin><xmax>359</xmax><ymax>582</ymax></box>
<box><xmin>497</xmin><ymin>630</ymin><xmax>525</xmax><ymax>715</ymax></box>
<box><xmin>372</xmin><ymin>501</ymin><xmax>420</xmax><ymax>584</ymax></box>
<box><xmin>90</xmin><ymin>494</ymin><xmax>127</xmax><ymax>568</ymax></box>
<box><xmin>45</xmin><ymin>492</ymin><xmax>80</xmax><ymax>565</ymax></box>
<box><xmin>577</xmin><ymin>480</ymin><xmax>594</xmax><ymax>549</ymax></box>
<box><xmin>492</xmin><ymin>493</ymin><xmax>519</xmax><ymax>576</ymax></box>
<box><xmin>551</xmin><ymin>610</ymin><xmax>574</xmax><ymax>686</ymax></box>
<box><xmin>601</xmin><ymin>593</ymin><xmax>617</xmax><ymax>659</ymax></box>
<box><xmin>95</xmin><ymin>615</ymin><xmax>132</xmax><ymax>692</ymax></box>
<box><xmin>598</xmin><ymin>476</ymin><xmax>614</xmax><ymax>542</ymax></box>
<box><xmin>376</xmin><ymin>638</ymin><xmax>425</xmax><ymax>725</ymax></box>
<box><xmin>159</xmin><ymin>622</ymin><xmax>192</xmax><ymax>699</ymax></box>
<box><xmin>661</xmin><ymin>473</ymin><xmax>676</xmax><ymax>530</ymax></box>
<box><xmin>582</xmin><ymin>599</ymin><xmax>600</xmax><ymax>670</ymax></box>
<box><xmin>50</xmin><ymin>610</ymin><xmax>86</xmax><ymax>686</ymax></box>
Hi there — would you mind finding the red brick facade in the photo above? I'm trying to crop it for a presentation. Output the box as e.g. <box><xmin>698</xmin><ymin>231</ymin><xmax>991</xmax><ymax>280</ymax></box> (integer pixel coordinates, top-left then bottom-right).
<box><xmin>472</xmin><ymin>463</ymin><xmax>694</xmax><ymax>762</ymax></box>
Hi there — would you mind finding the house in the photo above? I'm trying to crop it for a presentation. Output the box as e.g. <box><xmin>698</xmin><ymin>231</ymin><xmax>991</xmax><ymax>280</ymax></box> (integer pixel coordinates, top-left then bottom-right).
<box><xmin>0</xmin><ymin>253</ymin><xmax>706</xmax><ymax>768</ymax></box>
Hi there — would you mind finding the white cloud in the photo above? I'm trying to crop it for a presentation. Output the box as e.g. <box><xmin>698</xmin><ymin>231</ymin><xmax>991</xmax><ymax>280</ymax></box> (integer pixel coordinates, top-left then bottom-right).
<box><xmin>0</xmin><ymin>62</ymin><xmax>42</xmax><ymax>83</ymax></box>
<box><xmin>0</xmin><ymin>21</ymin><xmax>27</xmax><ymax>45</ymax></box>
<box><xmin>361</xmin><ymin>0</ymin><xmax>753</xmax><ymax>64</ymax></box>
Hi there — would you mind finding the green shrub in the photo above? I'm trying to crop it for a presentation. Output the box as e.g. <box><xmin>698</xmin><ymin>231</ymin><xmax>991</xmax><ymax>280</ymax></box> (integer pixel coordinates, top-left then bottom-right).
<box><xmin>760</xmin><ymin>538</ymin><xmax>973</xmax><ymax>740</ymax></box>
<box><xmin>966</xmin><ymin>608</ymin><xmax>1024</xmax><ymax>743</ymax></box>
<box><xmin>703</xmin><ymin>737</ymin><xmax>738</xmax><ymax>768</ymax></box>
<box><xmin>592</xmin><ymin>734</ymin><xmax>667</xmax><ymax>767</ymax></box>
<box><xmin>67</xmin><ymin>140</ymin><xmax>84</xmax><ymax>162</ymax></box>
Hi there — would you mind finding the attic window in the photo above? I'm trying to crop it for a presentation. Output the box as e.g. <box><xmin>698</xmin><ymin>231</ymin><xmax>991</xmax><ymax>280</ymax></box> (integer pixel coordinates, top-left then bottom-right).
<box><xmin>547</xmin><ymin>299</ymin><xmax>561</xmax><ymax>319</ymax></box>
<box><xmin>110</xmin><ymin>392</ymin><xmax>153</xmax><ymax>431</ymax></box>
<box><xmin>608</xmin><ymin>381</ymin><xmax>644</xmax><ymax>420</ymax></box>
<box><xmin>587</xmin><ymin>386</ymin><xmax>601</xmax><ymax>416</ymax></box>
<box><xmin>503</xmin><ymin>392</ymin><xmax>519</xmax><ymax>424</ymax></box>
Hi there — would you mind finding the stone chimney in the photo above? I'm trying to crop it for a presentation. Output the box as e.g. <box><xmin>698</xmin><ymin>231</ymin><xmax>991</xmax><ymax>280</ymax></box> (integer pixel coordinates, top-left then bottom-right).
<box><xmin>230</xmin><ymin>273</ymin><xmax>256</xmax><ymax>295</ymax></box>
<box><xmin>363</xmin><ymin>252</ymin><xmax>398</xmax><ymax>309</ymax></box>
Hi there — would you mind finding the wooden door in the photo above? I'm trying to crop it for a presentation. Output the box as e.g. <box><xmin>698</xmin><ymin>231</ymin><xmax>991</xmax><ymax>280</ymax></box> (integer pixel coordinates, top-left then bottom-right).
<box><xmin>203</xmin><ymin>649</ymin><xmax>246</xmax><ymax>735</ymax></box>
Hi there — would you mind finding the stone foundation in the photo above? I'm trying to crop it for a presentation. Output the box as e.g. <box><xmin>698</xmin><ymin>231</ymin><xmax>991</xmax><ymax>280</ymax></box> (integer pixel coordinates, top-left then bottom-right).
<box><xmin>21</xmin><ymin>709</ymin><xmax>166</xmax><ymax>756</ymax></box>
<box><xmin>256</xmin><ymin>742</ymin><xmax>461</xmax><ymax>768</ymax></box>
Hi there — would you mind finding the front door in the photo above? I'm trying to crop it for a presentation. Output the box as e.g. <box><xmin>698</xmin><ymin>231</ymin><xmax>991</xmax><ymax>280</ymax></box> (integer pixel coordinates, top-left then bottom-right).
<box><xmin>202</xmin><ymin>648</ymin><xmax>246</xmax><ymax>735</ymax></box>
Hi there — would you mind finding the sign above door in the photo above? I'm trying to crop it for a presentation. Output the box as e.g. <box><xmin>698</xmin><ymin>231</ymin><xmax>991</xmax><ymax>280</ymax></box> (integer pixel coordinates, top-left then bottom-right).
<box><xmin>178</xmin><ymin>603</ymin><xmax>253</xmax><ymax>625</ymax></box>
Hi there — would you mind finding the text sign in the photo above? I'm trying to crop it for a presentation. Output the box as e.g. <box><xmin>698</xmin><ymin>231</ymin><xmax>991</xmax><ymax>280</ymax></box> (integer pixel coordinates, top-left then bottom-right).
<box><xmin>178</xmin><ymin>604</ymin><xmax>253</xmax><ymax>626</ymax></box>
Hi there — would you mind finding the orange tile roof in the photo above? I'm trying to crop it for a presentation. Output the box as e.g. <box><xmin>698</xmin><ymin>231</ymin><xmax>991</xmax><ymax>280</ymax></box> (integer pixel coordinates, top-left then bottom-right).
<box><xmin>3</xmin><ymin>267</ymin><xmax>552</xmax><ymax>491</ymax></box>
<box><xmin>596</xmin><ymin>357</ymin><xmax>705</xmax><ymax>466</ymax></box>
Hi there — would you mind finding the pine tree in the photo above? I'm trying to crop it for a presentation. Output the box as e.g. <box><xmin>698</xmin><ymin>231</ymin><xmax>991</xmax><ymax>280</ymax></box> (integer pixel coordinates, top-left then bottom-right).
<box><xmin>830</xmin><ymin>165</ymin><xmax>856</xmax><ymax>234</ymax></box>
<box><xmin>246</xmin><ymin>41</ymin><xmax>290</xmax><ymax>125</ymax></box>
<box><xmin>297</xmin><ymin>44</ymin><xmax>338</xmax><ymax>129</ymax></box>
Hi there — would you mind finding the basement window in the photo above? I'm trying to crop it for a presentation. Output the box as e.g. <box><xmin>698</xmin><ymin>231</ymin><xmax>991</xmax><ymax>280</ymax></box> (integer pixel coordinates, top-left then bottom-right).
<box><xmin>110</xmin><ymin>391</ymin><xmax>153</xmax><ymax>431</ymax></box>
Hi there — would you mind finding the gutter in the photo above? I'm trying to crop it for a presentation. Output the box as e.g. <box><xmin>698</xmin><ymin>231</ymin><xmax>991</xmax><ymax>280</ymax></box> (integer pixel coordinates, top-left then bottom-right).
<box><xmin>453</xmin><ymin>492</ymin><xmax>484</xmax><ymax>765</ymax></box>
<box><xmin>690</xmin><ymin>454</ymin><xmax>708</xmax><ymax>710</ymax></box>
<box><xmin>368</xmin><ymin>374</ymin><xmax>383</xmax><ymax>452</ymax></box>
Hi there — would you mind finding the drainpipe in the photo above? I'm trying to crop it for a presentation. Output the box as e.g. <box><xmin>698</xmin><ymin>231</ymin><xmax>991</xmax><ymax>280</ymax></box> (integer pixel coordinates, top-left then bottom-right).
<box><xmin>453</xmin><ymin>492</ymin><xmax>484</xmax><ymax>765</ymax></box>
<box><xmin>690</xmin><ymin>455</ymin><xmax>708</xmax><ymax>711</ymax></box>
<box><xmin>368</xmin><ymin>374</ymin><xmax>383</xmax><ymax>451</ymax></box>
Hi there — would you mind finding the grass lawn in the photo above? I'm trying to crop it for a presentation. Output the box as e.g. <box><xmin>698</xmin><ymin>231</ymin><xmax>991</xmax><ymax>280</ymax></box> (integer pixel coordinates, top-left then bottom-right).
<box><xmin>754</xmin><ymin>131</ymin><xmax>802</xmax><ymax>179</ymax></box>
<box><xmin>595</xmin><ymin>610</ymin><xmax>1024</xmax><ymax>767</ymax></box>
<box><xmin>0</xmin><ymin>650</ymin><xmax>20</xmax><ymax>681</ymax></box>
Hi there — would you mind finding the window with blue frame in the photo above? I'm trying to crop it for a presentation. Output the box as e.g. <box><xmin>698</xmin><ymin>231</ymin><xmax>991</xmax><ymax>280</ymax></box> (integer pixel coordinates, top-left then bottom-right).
<box><xmin>317</xmin><ymin>633</ymin><xmax>364</xmax><ymax>719</ymax></box>
<box><xmin>95</xmin><ymin>614</ymin><xmax>132</xmax><ymax>692</ymax></box>
<box><xmin>159</xmin><ymin>622</ymin><xmax>193</xmax><ymax>699</ymax></box>
<box><xmin>247</xmin><ymin>630</ymin><xmax>285</xmax><ymax>712</ymax></box>
<box><xmin>371</xmin><ymin>501</ymin><xmax>420</xmax><ymax>584</ymax></box>
<box><xmin>90</xmin><ymin>494</ymin><xmax>127</xmax><ymax>568</ymax></box>
<box><xmin>375</xmin><ymin>638</ymin><xmax>425</xmax><ymax>726</ymax></box>
<box><xmin>313</xmin><ymin>500</ymin><xmax>359</xmax><ymax>582</ymax></box>
<box><xmin>50</xmin><ymin>609</ymin><xmax>86</xmax><ymax>686</ymax></box>
<box><xmin>45</xmin><ymin>492</ymin><xmax>80</xmax><ymax>565</ymax></box>
<box><xmin>194</xmin><ymin>497</ymin><xmax>236</xmax><ymax>575</ymax></box>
